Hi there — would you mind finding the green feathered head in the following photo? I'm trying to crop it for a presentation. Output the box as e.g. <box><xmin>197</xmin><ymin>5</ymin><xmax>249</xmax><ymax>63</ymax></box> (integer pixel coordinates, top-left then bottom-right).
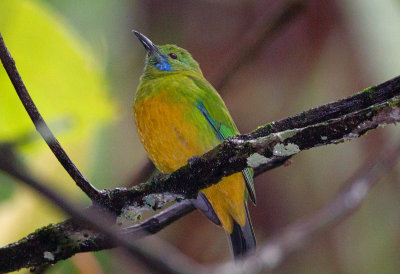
<box><xmin>134</xmin><ymin>31</ymin><xmax>201</xmax><ymax>75</ymax></box>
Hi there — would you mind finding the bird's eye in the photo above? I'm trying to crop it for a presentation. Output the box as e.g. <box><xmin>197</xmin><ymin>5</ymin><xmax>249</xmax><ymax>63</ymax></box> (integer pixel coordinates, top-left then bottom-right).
<box><xmin>169</xmin><ymin>53</ymin><xmax>177</xmax><ymax>59</ymax></box>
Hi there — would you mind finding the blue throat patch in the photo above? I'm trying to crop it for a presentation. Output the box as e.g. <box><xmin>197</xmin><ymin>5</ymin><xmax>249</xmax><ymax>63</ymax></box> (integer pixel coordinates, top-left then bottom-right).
<box><xmin>155</xmin><ymin>56</ymin><xmax>173</xmax><ymax>71</ymax></box>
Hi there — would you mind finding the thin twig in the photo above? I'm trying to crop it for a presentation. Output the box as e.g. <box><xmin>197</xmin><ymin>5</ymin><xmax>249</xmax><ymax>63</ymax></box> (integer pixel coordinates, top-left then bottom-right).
<box><xmin>218</xmin><ymin>143</ymin><xmax>400</xmax><ymax>273</ymax></box>
<box><xmin>122</xmin><ymin>200</ymin><xmax>195</xmax><ymax>235</ymax></box>
<box><xmin>0</xmin><ymin>33</ymin><xmax>102</xmax><ymax>202</ymax></box>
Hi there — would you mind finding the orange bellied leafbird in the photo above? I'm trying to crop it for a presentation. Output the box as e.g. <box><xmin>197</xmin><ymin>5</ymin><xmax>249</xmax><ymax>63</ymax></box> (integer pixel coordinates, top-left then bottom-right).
<box><xmin>133</xmin><ymin>31</ymin><xmax>256</xmax><ymax>259</ymax></box>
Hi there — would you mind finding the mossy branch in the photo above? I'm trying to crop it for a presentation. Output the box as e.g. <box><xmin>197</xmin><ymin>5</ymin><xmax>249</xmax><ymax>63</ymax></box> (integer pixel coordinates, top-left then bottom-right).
<box><xmin>104</xmin><ymin>76</ymin><xmax>400</xmax><ymax>213</ymax></box>
<box><xmin>1</xmin><ymin>75</ymin><xmax>399</xmax><ymax>272</ymax></box>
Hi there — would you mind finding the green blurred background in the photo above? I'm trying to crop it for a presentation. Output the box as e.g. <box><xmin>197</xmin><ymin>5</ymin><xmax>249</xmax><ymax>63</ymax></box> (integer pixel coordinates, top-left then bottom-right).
<box><xmin>1</xmin><ymin>0</ymin><xmax>400</xmax><ymax>273</ymax></box>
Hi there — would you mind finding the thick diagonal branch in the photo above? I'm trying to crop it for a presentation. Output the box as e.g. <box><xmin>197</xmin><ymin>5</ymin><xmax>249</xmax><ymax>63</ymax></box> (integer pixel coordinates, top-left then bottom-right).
<box><xmin>1</xmin><ymin>76</ymin><xmax>400</xmax><ymax>272</ymax></box>
<box><xmin>106</xmin><ymin>78</ymin><xmax>400</xmax><ymax>212</ymax></box>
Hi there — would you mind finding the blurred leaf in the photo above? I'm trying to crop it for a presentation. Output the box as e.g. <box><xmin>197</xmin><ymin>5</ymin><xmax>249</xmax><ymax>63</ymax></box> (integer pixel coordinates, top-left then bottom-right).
<box><xmin>0</xmin><ymin>0</ymin><xmax>114</xmax><ymax>147</ymax></box>
<box><xmin>0</xmin><ymin>174</ymin><xmax>15</xmax><ymax>202</ymax></box>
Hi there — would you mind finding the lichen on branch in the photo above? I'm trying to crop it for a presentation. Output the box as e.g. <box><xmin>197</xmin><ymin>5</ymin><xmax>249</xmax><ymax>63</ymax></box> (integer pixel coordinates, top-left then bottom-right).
<box><xmin>106</xmin><ymin>87</ymin><xmax>400</xmax><ymax>213</ymax></box>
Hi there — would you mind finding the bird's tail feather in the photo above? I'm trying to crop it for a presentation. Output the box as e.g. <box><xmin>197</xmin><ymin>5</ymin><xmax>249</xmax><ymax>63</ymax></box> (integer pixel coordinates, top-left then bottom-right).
<box><xmin>228</xmin><ymin>203</ymin><xmax>256</xmax><ymax>259</ymax></box>
<box><xmin>192</xmin><ymin>193</ymin><xmax>256</xmax><ymax>259</ymax></box>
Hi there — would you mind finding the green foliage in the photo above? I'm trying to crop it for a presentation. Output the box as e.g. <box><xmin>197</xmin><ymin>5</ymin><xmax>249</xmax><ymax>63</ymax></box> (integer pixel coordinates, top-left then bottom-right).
<box><xmin>0</xmin><ymin>0</ymin><xmax>114</xmax><ymax>147</ymax></box>
<box><xmin>0</xmin><ymin>174</ymin><xmax>15</xmax><ymax>202</ymax></box>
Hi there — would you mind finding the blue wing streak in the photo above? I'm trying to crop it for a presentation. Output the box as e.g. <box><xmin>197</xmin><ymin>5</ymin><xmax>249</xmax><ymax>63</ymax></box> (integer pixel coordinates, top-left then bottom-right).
<box><xmin>195</xmin><ymin>100</ymin><xmax>256</xmax><ymax>204</ymax></box>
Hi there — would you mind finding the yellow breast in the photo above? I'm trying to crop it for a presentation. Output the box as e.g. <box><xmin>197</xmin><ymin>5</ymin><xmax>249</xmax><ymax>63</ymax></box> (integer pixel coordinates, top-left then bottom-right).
<box><xmin>134</xmin><ymin>89</ymin><xmax>245</xmax><ymax>233</ymax></box>
<box><xmin>134</xmin><ymin>90</ymin><xmax>216</xmax><ymax>173</ymax></box>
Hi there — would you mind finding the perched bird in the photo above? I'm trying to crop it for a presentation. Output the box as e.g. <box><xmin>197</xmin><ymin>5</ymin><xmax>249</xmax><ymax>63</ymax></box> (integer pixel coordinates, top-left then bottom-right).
<box><xmin>133</xmin><ymin>31</ymin><xmax>256</xmax><ymax>259</ymax></box>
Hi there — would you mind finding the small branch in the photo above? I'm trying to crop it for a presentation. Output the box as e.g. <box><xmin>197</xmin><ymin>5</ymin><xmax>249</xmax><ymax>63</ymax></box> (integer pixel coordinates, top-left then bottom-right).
<box><xmin>0</xmin><ymin>146</ymin><xmax>196</xmax><ymax>273</ymax></box>
<box><xmin>0</xmin><ymin>144</ymin><xmax>193</xmax><ymax>273</ymax></box>
<box><xmin>219</xmin><ymin>143</ymin><xmax>400</xmax><ymax>273</ymax></box>
<box><xmin>0</xmin><ymin>33</ymin><xmax>102</xmax><ymax>202</ymax></box>
<box><xmin>0</xmin><ymin>198</ymin><xmax>193</xmax><ymax>272</ymax></box>
<box><xmin>122</xmin><ymin>200</ymin><xmax>195</xmax><ymax>235</ymax></box>
<box><xmin>0</xmin><ymin>142</ymin><xmax>194</xmax><ymax>272</ymax></box>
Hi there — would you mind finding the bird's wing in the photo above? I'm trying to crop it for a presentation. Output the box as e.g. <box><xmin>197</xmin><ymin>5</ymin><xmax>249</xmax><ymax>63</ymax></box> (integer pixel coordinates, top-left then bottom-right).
<box><xmin>189</xmin><ymin>76</ymin><xmax>256</xmax><ymax>204</ymax></box>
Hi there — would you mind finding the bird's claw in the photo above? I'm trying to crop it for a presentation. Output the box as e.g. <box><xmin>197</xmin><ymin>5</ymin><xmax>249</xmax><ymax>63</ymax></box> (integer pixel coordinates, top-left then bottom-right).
<box><xmin>188</xmin><ymin>155</ymin><xmax>201</xmax><ymax>167</ymax></box>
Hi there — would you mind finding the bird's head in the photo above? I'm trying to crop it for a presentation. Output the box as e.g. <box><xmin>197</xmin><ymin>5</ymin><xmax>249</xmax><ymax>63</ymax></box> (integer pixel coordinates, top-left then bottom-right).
<box><xmin>134</xmin><ymin>31</ymin><xmax>201</xmax><ymax>76</ymax></box>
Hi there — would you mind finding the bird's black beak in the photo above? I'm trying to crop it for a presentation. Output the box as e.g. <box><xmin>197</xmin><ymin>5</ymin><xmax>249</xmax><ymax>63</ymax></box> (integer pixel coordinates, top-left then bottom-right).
<box><xmin>133</xmin><ymin>30</ymin><xmax>171</xmax><ymax>71</ymax></box>
<box><xmin>133</xmin><ymin>30</ymin><xmax>159</xmax><ymax>55</ymax></box>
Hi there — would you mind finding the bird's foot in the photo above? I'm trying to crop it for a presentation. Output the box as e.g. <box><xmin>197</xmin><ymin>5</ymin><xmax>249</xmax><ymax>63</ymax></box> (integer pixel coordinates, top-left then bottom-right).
<box><xmin>188</xmin><ymin>155</ymin><xmax>201</xmax><ymax>167</ymax></box>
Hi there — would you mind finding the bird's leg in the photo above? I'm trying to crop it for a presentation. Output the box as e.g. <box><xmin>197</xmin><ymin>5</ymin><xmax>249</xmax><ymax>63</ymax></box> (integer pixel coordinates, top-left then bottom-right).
<box><xmin>187</xmin><ymin>155</ymin><xmax>201</xmax><ymax>167</ymax></box>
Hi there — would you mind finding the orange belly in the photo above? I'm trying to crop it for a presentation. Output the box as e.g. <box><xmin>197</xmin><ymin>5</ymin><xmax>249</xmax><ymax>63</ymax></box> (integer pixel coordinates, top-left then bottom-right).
<box><xmin>134</xmin><ymin>91</ymin><xmax>245</xmax><ymax>233</ymax></box>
